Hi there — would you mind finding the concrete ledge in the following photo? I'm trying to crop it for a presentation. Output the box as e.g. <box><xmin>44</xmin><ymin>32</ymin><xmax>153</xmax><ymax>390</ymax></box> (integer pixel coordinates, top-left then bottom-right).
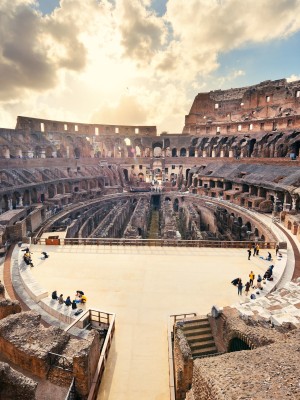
<box><xmin>39</xmin><ymin>297</ymin><xmax>77</xmax><ymax>325</ymax></box>
<box><xmin>18</xmin><ymin>251</ymin><xmax>48</xmax><ymax>302</ymax></box>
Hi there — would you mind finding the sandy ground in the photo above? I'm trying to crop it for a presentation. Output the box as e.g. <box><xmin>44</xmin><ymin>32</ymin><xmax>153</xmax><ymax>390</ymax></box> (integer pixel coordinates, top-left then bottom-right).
<box><xmin>29</xmin><ymin>244</ymin><xmax>271</xmax><ymax>400</ymax></box>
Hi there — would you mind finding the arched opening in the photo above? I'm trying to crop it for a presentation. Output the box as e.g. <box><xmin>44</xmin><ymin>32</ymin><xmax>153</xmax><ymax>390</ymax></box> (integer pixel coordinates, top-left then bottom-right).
<box><xmin>290</xmin><ymin>141</ymin><xmax>300</xmax><ymax>158</ymax></box>
<box><xmin>74</xmin><ymin>148</ymin><xmax>81</xmax><ymax>158</ymax></box>
<box><xmin>186</xmin><ymin>168</ymin><xmax>190</xmax><ymax>181</ymax></box>
<box><xmin>48</xmin><ymin>185</ymin><xmax>56</xmax><ymax>199</ymax></box>
<box><xmin>189</xmin><ymin>147</ymin><xmax>195</xmax><ymax>157</ymax></box>
<box><xmin>1</xmin><ymin>195</ymin><xmax>9</xmax><ymax>211</ymax></box>
<box><xmin>172</xmin><ymin>148</ymin><xmax>177</xmax><ymax>157</ymax></box>
<box><xmin>45</xmin><ymin>146</ymin><xmax>54</xmax><ymax>158</ymax></box>
<box><xmin>180</xmin><ymin>148</ymin><xmax>186</xmax><ymax>157</ymax></box>
<box><xmin>173</xmin><ymin>198</ymin><xmax>179</xmax><ymax>212</ymax></box>
<box><xmin>23</xmin><ymin>190</ymin><xmax>30</xmax><ymax>206</ymax></box>
<box><xmin>228</xmin><ymin>337</ymin><xmax>251</xmax><ymax>352</ymax></box>
<box><xmin>35</xmin><ymin>146</ymin><xmax>42</xmax><ymax>158</ymax></box>
<box><xmin>153</xmin><ymin>142</ymin><xmax>163</xmax><ymax>158</ymax></box>
<box><xmin>248</xmin><ymin>139</ymin><xmax>256</xmax><ymax>157</ymax></box>
<box><xmin>138</xmin><ymin>172</ymin><xmax>144</xmax><ymax>182</ymax></box>
<box><xmin>123</xmin><ymin>169</ymin><xmax>129</xmax><ymax>182</ymax></box>
<box><xmin>12</xmin><ymin>191</ymin><xmax>21</xmax><ymax>209</ymax></box>
<box><xmin>245</xmin><ymin>221</ymin><xmax>252</xmax><ymax>232</ymax></box>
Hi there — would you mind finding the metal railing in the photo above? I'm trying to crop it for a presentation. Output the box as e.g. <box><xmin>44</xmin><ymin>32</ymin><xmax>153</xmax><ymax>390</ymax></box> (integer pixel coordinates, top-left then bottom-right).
<box><xmin>35</xmin><ymin>236</ymin><xmax>276</xmax><ymax>249</ymax></box>
<box><xmin>64</xmin><ymin>308</ymin><xmax>116</xmax><ymax>400</ymax></box>
<box><xmin>48</xmin><ymin>352</ymin><xmax>73</xmax><ymax>372</ymax></box>
<box><xmin>65</xmin><ymin>378</ymin><xmax>78</xmax><ymax>400</ymax></box>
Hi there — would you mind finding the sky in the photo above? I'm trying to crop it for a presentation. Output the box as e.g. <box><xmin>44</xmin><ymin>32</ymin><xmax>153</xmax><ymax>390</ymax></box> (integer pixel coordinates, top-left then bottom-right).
<box><xmin>1</xmin><ymin>0</ymin><xmax>300</xmax><ymax>134</ymax></box>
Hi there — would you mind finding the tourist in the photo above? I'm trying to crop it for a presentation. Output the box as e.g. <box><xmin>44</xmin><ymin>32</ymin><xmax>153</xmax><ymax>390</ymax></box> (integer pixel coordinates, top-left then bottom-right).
<box><xmin>58</xmin><ymin>294</ymin><xmax>64</xmax><ymax>304</ymax></box>
<box><xmin>264</xmin><ymin>265</ymin><xmax>274</xmax><ymax>280</ymax></box>
<box><xmin>72</xmin><ymin>300</ymin><xmax>77</xmax><ymax>310</ymax></box>
<box><xmin>231</xmin><ymin>277</ymin><xmax>240</xmax><ymax>286</ymax></box>
<box><xmin>245</xmin><ymin>281</ymin><xmax>250</xmax><ymax>296</ymax></box>
<box><xmin>81</xmin><ymin>294</ymin><xmax>87</xmax><ymax>303</ymax></box>
<box><xmin>41</xmin><ymin>251</ymin><xmax>49</xmax><ymax>259</ymax></box>
<box><xmin>255</xmin><ymin>244</ymin><xmax>260</xmax><ymax>256</ymax></box>
<box><xmin>256</xmin><ymin>274</ymin><xmax>263</xmax><ymax>290</ymax></box>
<box><xmin>237</xmin><ymin>279</ymin><xmax>243</xmax><ymax>296</ymax></box>
<box><xmin>65</xmin><ymin>296</ymin><xmax>72</xmax><ymax>306</ymax></box>
<box><xmin>275</xmin><ymin>244</ymin><xmax>279</xmax><ymax>255</ymax></box>
<box><xmin>52</xmin><ymin>290</ymin><xmax>58</xmax><ymax>300</ymax></box>
<box><xmin>247</xmin><ymin>248</ymin><xmax>251</xmax><ymax>260</ymax></box>
<box><xmin>249</xmin><ymin>271</ymin><xmax>255</xmax><ymax>286</ymax></box>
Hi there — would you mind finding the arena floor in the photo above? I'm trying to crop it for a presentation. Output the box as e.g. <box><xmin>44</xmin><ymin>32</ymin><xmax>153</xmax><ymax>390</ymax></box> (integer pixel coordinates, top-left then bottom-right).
<box><xmin>29</xmin><ymin>244</ymin><xmax>272</xmax><ymax>400</ymax></box>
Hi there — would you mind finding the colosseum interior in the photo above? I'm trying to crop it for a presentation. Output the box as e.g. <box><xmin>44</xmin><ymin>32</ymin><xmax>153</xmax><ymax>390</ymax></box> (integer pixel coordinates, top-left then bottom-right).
<box><xmin>1</xmin><ymin>78</ymin><xmax>300</xmax><ymax>399</ymax></box>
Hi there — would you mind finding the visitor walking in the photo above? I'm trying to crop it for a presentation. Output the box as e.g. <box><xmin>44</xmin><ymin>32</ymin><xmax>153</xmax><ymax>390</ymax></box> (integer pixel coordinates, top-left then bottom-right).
<box><xmin>238</xmin><ymin>279</ymin><xmax>243</xmax><ymax>296</ymax></box>
<box><xmin>58</xmin><ymin>294</ymin><xmax>64</xmax><ymax>304</ymax></box>
<box><xmin>275</xmin><ymin>244</ymin><xmax>279</xmax><ymax>255</ymax></box>
<box><xmin>247</xmin><ymin>249</ymin><xmax>251</xmax><ymax>260</ymax></box>
<box><xmin>255</xmin><ymin>244</ymin><xmax>260</xmax><ymax>256</ymax></box>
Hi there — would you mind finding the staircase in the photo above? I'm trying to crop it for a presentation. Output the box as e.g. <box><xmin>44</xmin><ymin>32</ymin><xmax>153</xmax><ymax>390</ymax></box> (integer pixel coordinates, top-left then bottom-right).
<box><xmin>182</xmin><ymin>317</ymin><xmax>218</xmax><ymax>358</ymax></box>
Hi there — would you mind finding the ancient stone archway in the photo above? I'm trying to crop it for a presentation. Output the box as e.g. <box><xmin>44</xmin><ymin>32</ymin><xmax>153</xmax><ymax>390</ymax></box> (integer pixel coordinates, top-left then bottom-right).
<box><xmin>180</xmin><ymin>148</ymin><xmax>186</xmax><ymax>157</ymax></box>
<box><xmin>228</xmin><ymin>337</ymin><xmax>251</xmax><ymax>352</ymax></box>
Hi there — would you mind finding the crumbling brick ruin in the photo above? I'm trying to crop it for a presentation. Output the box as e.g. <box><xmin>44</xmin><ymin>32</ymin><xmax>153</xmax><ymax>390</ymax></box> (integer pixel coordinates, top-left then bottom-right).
<box><xmin>1</xmin><ymin>78</ymin><xmax>300</xmax><ymax>399</ymax></box>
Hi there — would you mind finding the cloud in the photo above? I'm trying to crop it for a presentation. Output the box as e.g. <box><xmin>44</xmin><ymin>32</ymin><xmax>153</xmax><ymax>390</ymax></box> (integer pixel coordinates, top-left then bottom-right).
<box><xmin>0</xmin><ymin>0</ymin><xmax>88</xmax><ymax>100</ymax></box>
<box><xmin>1</xmin><ymin>0</ymin><xmax>300</xmax><ymax>134</ymax></box>
<box><xmin>118</xmin><ymin>0</ymin><xmax>167</xmax><ymax>65</ymax></box>
<box><xmin>91</xmin><ymin>95</ymin><xmax>148</xmax><ymax>125</ymax></box>
<box><xmin>287</xmin><ymin>74</ymin><xmax>300</xmax><ymax>82</ymax></box>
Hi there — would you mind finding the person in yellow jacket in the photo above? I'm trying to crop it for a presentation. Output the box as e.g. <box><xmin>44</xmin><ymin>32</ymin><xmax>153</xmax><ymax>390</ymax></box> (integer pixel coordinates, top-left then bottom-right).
<box><xmin>81</xmin><ymin>294</ymin><xmax>87</xmax><ymax>303</ymax></box>
<box><xmin>249</xmin><ymin>271</ymin><xmax>255</xmax><ymax>286</ymax></box>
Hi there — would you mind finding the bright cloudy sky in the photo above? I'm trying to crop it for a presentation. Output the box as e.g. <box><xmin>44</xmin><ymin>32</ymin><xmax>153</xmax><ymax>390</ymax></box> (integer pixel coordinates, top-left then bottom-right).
<box><xmin>1</xmin><ymin>0</ymin><xmax>300</xmax><ymax>133</ymax></box>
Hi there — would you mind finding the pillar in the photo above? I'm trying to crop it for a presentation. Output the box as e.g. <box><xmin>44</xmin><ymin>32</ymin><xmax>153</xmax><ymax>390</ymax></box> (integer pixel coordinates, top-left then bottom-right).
<box><xmin>8</xmin><ymin>198</ymin><xmax>13</xmax><ymax>210</ymax></box>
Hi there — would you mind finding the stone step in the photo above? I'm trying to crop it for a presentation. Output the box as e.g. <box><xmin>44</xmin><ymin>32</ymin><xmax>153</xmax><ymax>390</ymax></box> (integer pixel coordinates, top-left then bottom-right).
<box><xmin>182</xmin><ymin>319</ymin><xmax>210</xmax><ymax>329</ymax></box>
<box><xmin>192</xmin><ymin>346</ymin><xmax>218</xmax><ymax>358</ymax></box>
<box><xmin>189</xmin><ymin>339</ymin><xmax>216</xmax><ymax>351</ymax></box>
<box><xmin>183</xmin><ymin>326</ymin><xmax>211</xmax><ymax>336</ymax></box>
<box><xmin>187</xmin><ymin>333</ymin><xmax>213</xmax><ymax>343</ymax></box>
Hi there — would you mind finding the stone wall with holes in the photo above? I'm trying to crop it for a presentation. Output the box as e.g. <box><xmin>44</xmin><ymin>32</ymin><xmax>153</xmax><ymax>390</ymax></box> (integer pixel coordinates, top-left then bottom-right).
<box><xmin>173</xmin><ymin>326</ymin><xmax>194</xmax><ymax>400</ymax></box>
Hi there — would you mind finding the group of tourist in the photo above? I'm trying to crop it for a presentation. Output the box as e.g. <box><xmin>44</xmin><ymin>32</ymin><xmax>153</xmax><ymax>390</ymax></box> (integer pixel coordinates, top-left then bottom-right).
<box><xmin>232</xmin><ymin>244</ymin><xmax>282</xmax><ymax>297</ymax></box>
<box><xmin>231</xmin><ymin>270</ymin><xmax>264</xmax><ymax>298</ymax></box>
<box><xmin>51</xmin><ymin>290</ymin><xmax>87</xmax><ymax>309</ymax></box>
